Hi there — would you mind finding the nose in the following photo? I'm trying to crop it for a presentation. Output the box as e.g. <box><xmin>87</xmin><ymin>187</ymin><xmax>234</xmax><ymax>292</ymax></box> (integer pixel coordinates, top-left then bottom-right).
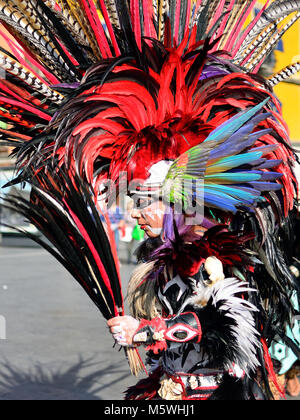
<box><xmin>131</xmin><ymin>208</ymin><xmax>141</xmax><ymax>219</ymax></box>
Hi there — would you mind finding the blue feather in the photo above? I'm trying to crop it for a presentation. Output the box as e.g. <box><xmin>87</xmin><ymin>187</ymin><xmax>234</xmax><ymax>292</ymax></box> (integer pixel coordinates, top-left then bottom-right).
<box><xmin>254</xmin><ymin>159</ymin><xmax>282</xmax><ymax>170</ymax></box>
<box><xmin>232</xmin><ymin>185</ymin><xmax>262</xmax><ymax>197</ymax></box>
<box><xmin>204</xmin><ymin>185</ymin><xmax>256</xmax><ymax>204</ymax></box>
<box><xmin>209</xmin><ymin>128</ymin><xmax>273</xmax><ymax>161</ymax></box>
<box><xmin>208</xmin><ymin>151</ymin><xmax>264</xmax><ymax>170</ymax></box>
<box><xmin>249</xmin><ymin>181</ymin><xmax>282</xmax><ymax>191</ymax></box>
<box><xmin>260</xmin><ymin>172</ymin><xmax>283</xmax><ymax>181</ymax></box>
<box><xmin>251</xmin><ymin>145</ymin><xmax>278</xmax><ymax>155</ymax></box>
<box><xmin>204</xmin><ymin>99</ymin><xmax>270</xmax><ymax>143</ymax></box>
<box><xmin>204</xmin><ymin>192</ymin><xmax>239</xmax><ymax>213</ymax></box>
<box><xmin>205</xmin><ymin>172</ymin><xmax>262</xmax><ymax>182</ymax></box>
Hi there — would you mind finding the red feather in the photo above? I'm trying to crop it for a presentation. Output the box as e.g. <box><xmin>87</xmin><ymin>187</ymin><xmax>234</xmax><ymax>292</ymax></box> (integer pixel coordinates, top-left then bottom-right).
<box><xmin>79</xmin><ymin>0</ymin><xmax>112</xmax><ymax>59</ymax></box>
<box><xmin>130</xmin><ymin>0</ymin><xmax>142</xmax><ymax>50</ymax></box>
<box><xmin>261</xmin><ymin>338</ymin><xmax>286</xmax><ymax>400</ymax></box>
<box><xmin>98</xmin><ymin>0</ymin><xmax>121</xmax><ymax>55</ymax></box>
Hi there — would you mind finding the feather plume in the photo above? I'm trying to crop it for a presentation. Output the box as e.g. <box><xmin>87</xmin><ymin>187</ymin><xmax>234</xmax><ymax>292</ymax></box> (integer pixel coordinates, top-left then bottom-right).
<box><xmin>224</xmin><ymin>0</ymin><xmax>258</xmax><ymax>52</ymax></box>
<box><xmin>236</xmin><ymin>0</ymin><xmax>300</xmax><ymax>58</ymax></box>
<box><xmin>234</xmin><ymin>17</ymin><xmax>285</xmax><ymax>66</ymax></box>
<box><xmin>247</xmin><ymin>12</ymin><xmax>300</xmax><ymax>73</ymax></box>
<box><xmin>54</xmin><ymin>0</ymin><xmax>90</xmax><ymax>48</ymax></box>
<box><xmin>158</xmin><ymin>0</ymin><xmax>169</xmax><ymax>41</ymax></box>
<box><xmin>63</xmin><ymin>0</ymin><xmax>102</xmax><ymax>60</ymax></box>
<box><xmin>161</xmin><ymin>101</ymin><xmax>285</xmax><ymax>214</ymax></box>
<box><xmin>0</xmin><ymin>0</ymin><xmax>78</xmax><ymax>82</ymax></box>
<box><xmin>0</xmin><ymin>50</ymin><xmax>64</xmax><ymax>104</ymax></box>
<box><xmin>2</xmin><ymin>169</ymin><xmax>123</xmax><ymax>318</ymax></box>
<box><xmin>218</xmin><ymin>0</ymin><xmax>250</xmax><ymax>51</ymax></box>
<box><xmin>103</xmin><ymin>0</ymin><xmax>121</xmax><ymax>30</ymax></box>
<box><xmin>79</xmin><ymin>0</ymin><xmax>112</xmax><ymax>59</ymax></box>
<box><xmin>268</xmin><ymin>61</ymin><xmax>300</xmax><ymax>87</ymax></box>
<box><xmin>1</xmin><ymin>167</ymin><xmax>146</xmax><ymax>376</ymax></box>
<box><xmin>0</xmin><ymin>0</ymin><xmax>298</xmax><ymax>393</ymax></box>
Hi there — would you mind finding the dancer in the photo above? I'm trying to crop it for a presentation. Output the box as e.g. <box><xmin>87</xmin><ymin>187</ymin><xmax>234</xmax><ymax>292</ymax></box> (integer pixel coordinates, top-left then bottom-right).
<box><xmin>0</xmin><ymin>0</ymin><xmax>299</xmax><ymax>400</ymax></box>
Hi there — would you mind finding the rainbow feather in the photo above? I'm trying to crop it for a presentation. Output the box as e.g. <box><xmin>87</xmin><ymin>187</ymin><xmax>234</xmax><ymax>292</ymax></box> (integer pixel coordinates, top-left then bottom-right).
<box><xmin>162</xmin><ymin>101</ymin><xmax>283</xmax><ymax>214</ymax></box>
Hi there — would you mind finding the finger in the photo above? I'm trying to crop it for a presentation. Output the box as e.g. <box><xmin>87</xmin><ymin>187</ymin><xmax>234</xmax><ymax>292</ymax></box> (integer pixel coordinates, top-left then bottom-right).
<box><xmin>111</xmin><ymin>326</ymin><xmax>123</xmax><ymax>334</ymax></box>
<box><xmin>113</xmin><ymin>334</ymin><xmax>129</xmax><ymax>347</ymax></box>
<box><xmin>107</xmin><ymin>318</ymin><xmax>121</xmax><ymax>327</ymax></box>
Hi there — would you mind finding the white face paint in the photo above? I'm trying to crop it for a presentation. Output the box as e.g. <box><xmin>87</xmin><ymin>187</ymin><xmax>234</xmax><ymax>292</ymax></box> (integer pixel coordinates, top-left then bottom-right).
<box><xmin>129</xmin><ymin>161</ymin><xmax>174</xmax><ymax>238</ymax></box>
<box><xmin>141</xmin><ymin>207</ymin><xmax>164</xmax><ymax>236</ymax></box>
<box><xmin>145</xmin><ymin>226</ymin><xmax>163</xmax><ymax>236</ymax></box>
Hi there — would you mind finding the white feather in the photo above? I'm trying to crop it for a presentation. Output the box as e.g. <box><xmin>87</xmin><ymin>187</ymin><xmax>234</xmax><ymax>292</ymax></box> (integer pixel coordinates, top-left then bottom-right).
<box><xmin>211</xmin><ymin>278</ymin><xmax>261</xmax><ymax>375</ymax></box>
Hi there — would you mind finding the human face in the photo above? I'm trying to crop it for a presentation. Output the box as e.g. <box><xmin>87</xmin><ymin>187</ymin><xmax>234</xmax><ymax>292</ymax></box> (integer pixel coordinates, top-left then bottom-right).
<box><xmin>131</xmin><ymin>200</ymin><xmax>165</xmax><ymax>238</ymax></box>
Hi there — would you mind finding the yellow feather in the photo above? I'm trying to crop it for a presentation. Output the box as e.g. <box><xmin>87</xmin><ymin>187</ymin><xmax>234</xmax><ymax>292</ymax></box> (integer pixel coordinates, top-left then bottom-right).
<box><xmin>218</xmin><ymin>1</ymin><xmax>247</xmax><ymax>50</ymax></box>
<box><xmin>63</xmin><ymin>0</ymin><xmax>101</xmax><ymax>60</ymax></box>
<box><xmin>158</xmin><ymin>0</ymin><xmax>168</xmax><ymax>41</ymax></box>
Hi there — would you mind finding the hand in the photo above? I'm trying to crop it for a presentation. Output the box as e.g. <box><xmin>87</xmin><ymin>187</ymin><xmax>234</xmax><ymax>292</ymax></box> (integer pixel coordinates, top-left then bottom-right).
<box><xmin>107</xmin><ymin>316</ymin><xmax>140</xmax><ymax>347</ymax></box>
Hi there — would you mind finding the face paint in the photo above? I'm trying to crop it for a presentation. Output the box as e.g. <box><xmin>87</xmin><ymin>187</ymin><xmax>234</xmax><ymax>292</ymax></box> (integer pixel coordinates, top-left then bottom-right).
<box><xmin>131</xmin><ymin>200</ymin><xmax>165</xmax><ymax>238</ymax></box>
<box><xmin>145</xmin><ymin>226</ymin><xmax>163</xmax><ymax>236</ymax></box>
<box><xmin>141</xmin><ymin>207</ymin><xmax>164</xmax><ymax>222</ymax></box>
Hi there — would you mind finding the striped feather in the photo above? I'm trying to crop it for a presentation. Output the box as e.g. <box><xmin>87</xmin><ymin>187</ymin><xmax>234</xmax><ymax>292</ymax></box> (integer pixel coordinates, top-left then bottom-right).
<box><xmin>55</xmin><ymin>0</ymin><xmax>90</xmax><ymax>47</ymax></box>
<box><xmin>236</xmin><ymin>0</ymin><xmax>300</xmax><ymax>58</ymax></box>
<box><xmin>0</xmin><ymin>50</ymin><xmax>64</xmax><ymax>104</ymax></box>
<box><xmin>97</xmin><ymin>0</ymin><xmax>120</xmax><ymax>55</ymax></box>
<box><xmin>225</xmin><ymin>0</ymin><xmax>258</xmax><ymax>52</ymax></box>
<box><xmin>268</xmin><ymin>61</ymin><xmax>300</xmax><ymax>87</ymax></box>
<box><xmin>0</xmin><ymin>0</ymin><xmax>78</xmax><ymax>82</ymax></box>
<box><xmin>79</xmin><ymin>0</ymin><xmax>112</xmax><ymax>58</ymax></box>
<box><xmin>63</xmin><ymin>0</ymin><xmax>101</xmax><ymax>59</ymax></box>
<box><xmin>103</xmin><ymin>0</ymin><xmax>121</xmax><ymax>30</ymax></box>
<box><xmin>158</xmin><ymin>0</ymin><xmax>168</xmax><ymax>40</ymax></box>
<box><xmin>234</xmin><ymin>17</ymin><xmax>284</xmax><ymax>66</ymax></box>
<box><xmin>249</xmin><ymin>12</ymin><xmax>300</xmax><ymax>73</ymax></box>
<box><xmin>218</xmin><ymin>0</ymin><xmax>249</xmax><ymax>51</ymax></box>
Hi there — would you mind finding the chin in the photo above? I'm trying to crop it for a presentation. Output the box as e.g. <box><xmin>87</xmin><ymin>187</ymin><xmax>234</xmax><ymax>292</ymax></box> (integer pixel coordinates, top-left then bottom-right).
<box><xmin>146</xmin><ymin>232</ymin><xmax>158</xmax><ymax>239</ymax></box>
<box><xmin>145</xmin><ymin>228</ymin><xmax>162</xmax><ymax>239</ymax></box>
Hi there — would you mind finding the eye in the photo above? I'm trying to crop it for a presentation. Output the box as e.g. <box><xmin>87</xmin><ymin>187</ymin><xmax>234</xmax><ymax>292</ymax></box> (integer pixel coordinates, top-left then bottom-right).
<box><xmin>134</xmin><ymin>197</ymin><xmax>153</xmax><ymax>209</ymax></box>
<box><xmin>165</xmin><ymin>325</ymin><xmax>199</xmax><ymax>343</ymax></box>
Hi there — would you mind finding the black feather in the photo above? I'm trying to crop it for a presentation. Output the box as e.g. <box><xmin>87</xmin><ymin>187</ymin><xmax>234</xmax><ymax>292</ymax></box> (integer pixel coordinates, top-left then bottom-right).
<box><xmin>29</xmin><ymin>0</ymin><xmax>83</xmax><ymax>78</ymax></box>
<box><xmin>0</xmin><ymin>168</ymin><xmax>123</xmax><ymax>320</ymax></box>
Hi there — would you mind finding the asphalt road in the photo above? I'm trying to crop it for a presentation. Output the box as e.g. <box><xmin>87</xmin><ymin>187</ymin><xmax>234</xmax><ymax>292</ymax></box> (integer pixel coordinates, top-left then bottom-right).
<box><xmin>0</xmin><ymin>238</ymin><xmax>299</xmax><ymax>401</ymax></box>
<box><xmin>0</xmin><ymin>239</ymin><xmax>139</xmax><ymax>400</ymax></box>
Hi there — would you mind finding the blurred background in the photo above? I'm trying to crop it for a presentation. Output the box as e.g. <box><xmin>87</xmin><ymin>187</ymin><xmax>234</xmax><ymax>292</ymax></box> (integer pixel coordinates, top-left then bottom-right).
<box><xmin>0</xmin><ymin>0</ymin><xmax>299</xmax><ymax>401</ymax></box>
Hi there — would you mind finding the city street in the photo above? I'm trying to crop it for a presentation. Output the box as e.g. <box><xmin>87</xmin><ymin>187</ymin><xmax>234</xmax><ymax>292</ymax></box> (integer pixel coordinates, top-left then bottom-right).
<box><xmin>0</xmin><ymin>238</ymin><xmax>299</xmax><ymax>400</ymax></box>
<box><xmin>1</xmin><ymin>0</ymin><xmax>300</xmax><ymax>404</ymax></box>
<box><xmin>0</xmin><ymin>240</ymin><xmax>139</xmax><ymax>400</ymax></box>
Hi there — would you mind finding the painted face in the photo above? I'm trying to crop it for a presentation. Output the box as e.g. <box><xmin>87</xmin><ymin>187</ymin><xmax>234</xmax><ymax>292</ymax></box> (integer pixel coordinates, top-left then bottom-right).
<box><xmin>131</xmin><ymin>200</ymin><xmax>165</xmax><ymax>238</ymax></box>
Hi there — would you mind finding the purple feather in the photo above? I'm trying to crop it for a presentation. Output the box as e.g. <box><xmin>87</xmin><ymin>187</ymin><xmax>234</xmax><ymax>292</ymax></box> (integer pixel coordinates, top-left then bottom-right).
<box><xmin>209</xmin><ymin>126</ymin><xmax>273</xmax><ymax>161</ymax></box>
<box><xmin>254</xmin><ymin>159</ymin><xmax>282</xmax><ymax>170</ymax></box>
<box><xmin>259</xmin><ymin>172</ymin><xmax>283</xmax><ymax>181</ymax></box>
<box><xmin>249</xmin><ymin>182</ymin><xmax>282</xmax><ymax>191</ymax></box>
<box><xmin>51</xmin><ymin>83</ymin><xmax>81</xmax><ymax>89</ymax></box>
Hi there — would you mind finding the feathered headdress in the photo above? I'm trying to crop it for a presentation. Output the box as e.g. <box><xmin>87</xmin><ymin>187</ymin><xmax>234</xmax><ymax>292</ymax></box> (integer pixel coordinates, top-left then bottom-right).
<box><xmin>0</xmin><ymin>1</ymin><xmax>297</xmax><ymax>212</ymax></box>
<box><xmin>0</xmin><ymin>0</ymin><xmax>299</xmax><ymax>397</ymax></box>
